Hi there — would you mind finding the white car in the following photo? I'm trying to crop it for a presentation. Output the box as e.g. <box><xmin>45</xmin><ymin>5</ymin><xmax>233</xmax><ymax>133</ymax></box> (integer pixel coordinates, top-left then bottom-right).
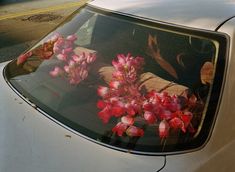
<box><xmin>1</xmin><ymin>0</ymin><xmax>234</xmax><ymax>171</ymax></box>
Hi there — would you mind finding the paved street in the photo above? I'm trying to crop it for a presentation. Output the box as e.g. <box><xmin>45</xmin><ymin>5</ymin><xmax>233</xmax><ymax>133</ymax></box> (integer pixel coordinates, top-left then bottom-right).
<box><xmin>0</xmin><ymin>0</ymin><xmax>87</xmax><ymax>62</ymax></box>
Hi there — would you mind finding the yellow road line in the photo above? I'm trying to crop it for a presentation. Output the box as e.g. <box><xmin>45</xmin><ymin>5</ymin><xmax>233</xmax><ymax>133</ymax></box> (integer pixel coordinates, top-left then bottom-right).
<box><xmin>0</xmin><ymin>0</ymin><xmax>87</xmax><ymax>21</ymax></box>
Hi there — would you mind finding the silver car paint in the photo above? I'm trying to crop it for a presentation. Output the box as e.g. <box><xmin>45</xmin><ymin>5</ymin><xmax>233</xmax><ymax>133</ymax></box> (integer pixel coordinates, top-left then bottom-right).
<box><xmin>89</xmin><ymin>0</ymin><xmax>235</xmax><ymax>31</ymax></box>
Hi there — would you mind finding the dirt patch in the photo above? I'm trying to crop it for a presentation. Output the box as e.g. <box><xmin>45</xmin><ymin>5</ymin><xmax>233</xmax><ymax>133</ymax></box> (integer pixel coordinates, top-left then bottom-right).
<box><xmin>22</xmin><ymin>13</ymin><xmax>62</xmax><ymax>22</ymax></box>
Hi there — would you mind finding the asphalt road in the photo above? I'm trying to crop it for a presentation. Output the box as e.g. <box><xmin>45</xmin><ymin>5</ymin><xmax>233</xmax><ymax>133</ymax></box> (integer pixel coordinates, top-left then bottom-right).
<box><xmin>0</xmin><ymin>0</ymin><xmax>87</xmax><ymax>62</ymax></box>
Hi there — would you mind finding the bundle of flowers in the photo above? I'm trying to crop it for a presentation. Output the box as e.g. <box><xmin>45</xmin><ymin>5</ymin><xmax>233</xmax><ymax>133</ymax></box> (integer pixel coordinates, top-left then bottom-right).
<box><xmin>97</xmin><ymin>53</ymin><xmax>195</xmax><ymax>139</ymax></box>
<box><xmin>16</xmin><ymin>33</ymin><xmax>96</xmax><ymax>85</ymax></box>
<box><xmin>49</xmin><ymin>33</ymin><xmax>96</xmax><ymax>84</ymax></box>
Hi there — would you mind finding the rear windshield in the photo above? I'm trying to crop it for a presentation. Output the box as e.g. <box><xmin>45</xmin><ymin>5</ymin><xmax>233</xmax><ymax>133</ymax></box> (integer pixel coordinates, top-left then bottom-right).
<box><xmin>4</xmin><ymin>6</ymin><xmax>227</xmax><ymax>154</ymax></box>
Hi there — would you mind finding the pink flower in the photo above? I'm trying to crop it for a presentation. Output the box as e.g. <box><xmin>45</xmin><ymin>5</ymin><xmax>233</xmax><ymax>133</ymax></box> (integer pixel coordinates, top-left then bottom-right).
<box><xmin>86</xmin><ymin>53</ymin><xmax>96</xmax><ymax>64</ymax></box>
<box><xmin>62</xmin><ymin>47</ymin><xmax>73</xmax><ymax>54</ymax></box>
<box><xmin>17</xmin><ymin>51</ymin><xmax>33</xmax><ymax>65</ymax></box>
<box><xmin>79</xmin><ymin>68</ymin><xmax>88</xmax><ymax>80</ymax></box>
<box><xmin>111</xmin><ymin>54</ymin><xmax>144</xmax><ymax>83</ymax></box>
<box><xmin>111</xmin><ymin>106</ymin><xmax>125</xmax><ymax>117</ymax></box>
<box><xmin>57</xmin><ymin>53</ymin><xmax>68</xmax><ymax>61</ymax></box>
<box><xmin>66</xmin><ymin>67</ymin><xmax>88</xmax><ymax>85</ymax></box>
<box><xmin>112</xmin><ymin>122</ymin><xmax>128</xmax><ymax>136</ymax></box>
<box><xmin>50</xmin><ymin>66</ymin><xmax>63</xmax><ymax>77</ymax></box>
<box><xmin>144</xmin><ymin>111</ymin><xmax>156</xmax><ymax>124</ymax></box>
<box><xmin>126</xmin><ymin>126</ymin><xmax>144</xmax><ymax>137</ymax></box>
<box><xmin>170</xmin><ymin>111</ymin><xmax>193</xmax><ymax>132</ymax></box>
<box><xmin>47</xmin><ymin>33</ymin><xmax>97</xmax><ymax>86</ymax></box>
<box><xmin>161</xmin><ymin>93</ymin><xmax>180</xmax><ymax>112</ymax></box>
<box><xmin>64</xmin><ymin>65</ymin><xmax>70</xmax><ymax>73</ymax></box>
<box><xmin>143</xmin><ymin>102</ymin><xmax>154</xmax><ymax>111</ymax></box>
<box><xmin>98</xmin><ymin>107</ymin><xmax>111</xmax><ymax>124</ymax></box>
<box><xmin>53</xmin><ymin>38</ymin><xmax>64</xmax><ymax>53</ymax></box>
<box><xmin>125</xmin><ymin>103</ymin><xmax>136</xmax><ymax>116</ymax></box>
<box><xmin>97</xmin><ymin>86</ymin><xmax>109</xmax><ymax>97</ymax></box>
<box><xmin>181</xmin><ymin>111</ymin><xmax>193</xmax><ymax>128</ymax></box>
<box><xmin>72</xmin><ymin>54</ymin><xmax>84</xmax><ymax>63</ymax></box>
<box><xmin>169</xmin><ymin>117</ymin><xmax>184</xmax><ymax>131</ymax></box>
<box><xmin>97</xmin><ymin>100</ymin><xmax>106</xmax><ymax>109</ymax></box>
<box><xmin>112</xmin><ymin>71</ymin><xmax>124</xmax><ymax>81</ymax></box>
<box><xmin>66</xmin><ymin>34</ymin><xmax>77</xmax><ymax>42</ymax></box>
<box><xmin>109</xmin><ymin>81</ymin><xmax>121</xmax><ymax>89</ymax></box>
<box><xmin>63</xmin><ymin>40</ymin><xmax>73</xmax><ymax>49</ymax></box>
<box><xmin>159</xmin><ymin>110</ymin><xmax>172</xmax><ymax>120</ymax></box>
<box><xmin>121</xmin><ymin>116</ymin><xmax>134</xmax><ymax>125</ymax></box>
<box><xmin>53</xmin><ymin>45</ymin><xmax>60</xmax><ymax>54</ymax></box>
<box><xmin>159</xmin><ymin>120</ymin><xmax>170</xmax><ymax>138</ymax></box>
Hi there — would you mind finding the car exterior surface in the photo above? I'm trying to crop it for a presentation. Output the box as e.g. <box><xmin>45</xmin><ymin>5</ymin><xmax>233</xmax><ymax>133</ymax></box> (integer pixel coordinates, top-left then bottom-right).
<box><xmin>0</xmin><ymin>0</ymin><xmax>235</xmax><ymax>172</ymax></box>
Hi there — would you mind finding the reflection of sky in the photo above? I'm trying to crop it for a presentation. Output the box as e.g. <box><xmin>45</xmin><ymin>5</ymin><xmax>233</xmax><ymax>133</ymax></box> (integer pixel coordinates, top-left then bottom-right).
<box><xmin>89</xmin><ymin>0</ymin><xmax>235</xmax><ymax>30</ymax></box>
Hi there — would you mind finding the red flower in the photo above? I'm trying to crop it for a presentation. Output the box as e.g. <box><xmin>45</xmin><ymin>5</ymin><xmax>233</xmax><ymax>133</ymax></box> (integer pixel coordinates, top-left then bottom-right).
<box><xmin>97</xmin><ymin>86</ymin><xmax>109</xmax><ymax>98</ymax></box>
<box><xmin>169</xmin><ymin>117</ymin><xmax>184</xmax><ymax>131</ymax></box>
<box><xmin>121</xmin><ymin>116</ymin><xmax>134</xmax><ymax>125</ymax></box>
<box><xmin>143</xmin><ymin>102</ymin><xmax>154</xmax><ymax>111</ymax></box>
<box><xmin>159</xmin><ymin>120</ymin><xmax>170</xmax><ymax>138</ymax></box>
<box><xmin>125</xmin><ymin>104</ymin><xmax>136</xmax><ymax>116</ymax></box>
<box><xmin>112</xmin><ymin>122</ymin><xmax>128</xmax><ymax>136</ymax></box>
<box><xmin>159</xmin><ymin>110</ymin><xmax>172</xmax><ymax>120</ymax></box>
<box><xmin>97</xmin><ymin>100</ymin><xmax>106</xmax><ymax>109</ymax></box>
<box><xmin>111</xmin><ymin>106</ymin><xmax>125</xmax><ymax>117</ymax></box>
<box><xmin>109</xmin><ymin>81</ymin><xmax>121</xmax><ymax>89</ymax></box>
<box><xmin>126</xmin><ymin>126</ymin><xmax>144</xmax><ymax>137</ymax></box>
<box><xmin>144</xmin><ymin>111</ymin><xmax>157</xmax><ymax>124</ymax></box>
<box><xmin>98</xmin><ymin>107</ymin><xmax>111</xmax><ymax>124</ymax></box>
<box><xmin>181</xmin><ymin>111</ymin><xmax>193</xmax><ymax>128</ymax></box>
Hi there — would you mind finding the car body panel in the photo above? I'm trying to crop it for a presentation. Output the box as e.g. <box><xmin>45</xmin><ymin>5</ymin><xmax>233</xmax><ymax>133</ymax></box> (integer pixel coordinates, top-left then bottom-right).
<box><xmin>0</xmin><ymin>62</ymin><xmax>165</xmax><ymax>172</ymax></box>
<box><xmin>161</xmin><ymin>18</ymin><xmax>235</xmax><ymax>172</ymax></box>
<box><xmin>88</xmin><ymin>0</ymin><xmax>235</xmax><ymax>31</ymax></box>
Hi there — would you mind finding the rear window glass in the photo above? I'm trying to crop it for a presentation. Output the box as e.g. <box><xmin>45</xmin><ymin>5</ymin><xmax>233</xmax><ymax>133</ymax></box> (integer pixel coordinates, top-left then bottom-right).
<box><xmin>4</xmin><ymin>6</ymin><xmax>227</xmax><ymax>154</ymax></box>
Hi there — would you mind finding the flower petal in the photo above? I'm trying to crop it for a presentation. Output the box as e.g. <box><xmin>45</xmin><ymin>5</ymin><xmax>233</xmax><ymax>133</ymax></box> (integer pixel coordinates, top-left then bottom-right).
<box><xmin>126</xmin><ymin>126</ymin><xmax>144</xmax><ymax>137</ymax></box>
<box><xmin>144</xmin><ymin>111</ymin><xmax>156</xmax><ymax>124</ymax></box>
<box><xmin>109</xmin><ymin>81</ymin><xmax>121</xmax><ymax>89</ymax></box>
<box><xmin>112</xmin><ymin>122</ymin><xmax>128</xmax><ymax>136</ymax></box>
<box><xmin>97</xmin><ymin>100</ymin><xmax>106</xmax><ymax>109</ymax></box>
<box><xmin>159</xmin><ymin>120</ymin><xmax>170</xmax><ymax>138</ymax></box>
<box><xmin>97</xmin><ymin>86</ymin><xmax>109</xmax><ymax>98</ymax></box>
<box><xmin>169</xmin><ymin>117</ymin><xmax>184</xmax><ymax>131</ymax></box>
<box><xmin>121</xmin><ymin>116</ymin><xmax>134</xmax><ymax>125</ymax></box>
<box><xmin>111</xmin><ymin>106</ymin><xmax>125</xmax><ymax>117</ymax></box>
<box><xmin>98</xmin><ymin>108</ymin><xmax>111</xmax><ymax>124</ymax></box>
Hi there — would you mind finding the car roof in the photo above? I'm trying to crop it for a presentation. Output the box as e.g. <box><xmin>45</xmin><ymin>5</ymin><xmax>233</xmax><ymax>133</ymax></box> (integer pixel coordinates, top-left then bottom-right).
<box><xmin>88</xmin><ymin>0</ymin><xmax>235</xmax><ymax>31</ymax></box>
